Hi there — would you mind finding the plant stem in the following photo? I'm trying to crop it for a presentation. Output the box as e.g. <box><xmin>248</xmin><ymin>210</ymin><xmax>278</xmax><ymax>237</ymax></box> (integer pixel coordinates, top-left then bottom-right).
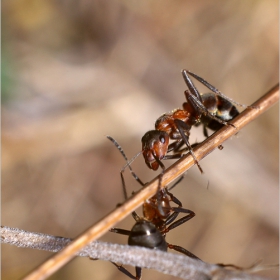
<box><xmin>22</xmin><ymin>84</ymin><xmax>279</xmax><ymax>280</ymax></box>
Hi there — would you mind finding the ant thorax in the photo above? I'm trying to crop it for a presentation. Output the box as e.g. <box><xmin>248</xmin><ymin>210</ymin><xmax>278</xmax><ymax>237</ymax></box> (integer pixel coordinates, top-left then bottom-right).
<box><xmin>142</xmin><ymin>193</ymin><xmax>172</xmax><ymax>232</ymax></box>
<box><xmin>155</xmin><ymin>109</ymin><xmax>195</xmax><ymax>138</ymax></box>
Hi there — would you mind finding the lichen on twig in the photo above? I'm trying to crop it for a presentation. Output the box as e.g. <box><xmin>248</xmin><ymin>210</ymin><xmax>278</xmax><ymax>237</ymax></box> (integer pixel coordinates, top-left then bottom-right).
<box><xmin>2</xmin><ymin>226</ymin><xmax>277</xmax><ymax>280</ymax></box>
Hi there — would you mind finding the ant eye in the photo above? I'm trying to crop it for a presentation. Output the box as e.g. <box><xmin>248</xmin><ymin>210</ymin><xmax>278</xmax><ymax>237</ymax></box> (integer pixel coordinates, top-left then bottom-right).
<box><xmin>159</xmin><ymin>136</ymin><xmax>165</xmax><ymax>143</ymax></box>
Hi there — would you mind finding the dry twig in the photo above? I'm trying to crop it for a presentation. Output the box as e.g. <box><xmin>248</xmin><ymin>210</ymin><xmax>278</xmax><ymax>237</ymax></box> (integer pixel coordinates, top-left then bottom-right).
<box><xmin>3</xmin><ymin>84</ymin><xmax>279</xmax><ymax>280</ymax></box>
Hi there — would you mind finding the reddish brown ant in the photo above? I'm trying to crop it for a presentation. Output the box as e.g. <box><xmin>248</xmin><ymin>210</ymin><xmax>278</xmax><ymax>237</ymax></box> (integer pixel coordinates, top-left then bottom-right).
<box><xmin>108</xmin><ymin>136</ymin><xmax>200</xmax><ymax>279</ymax></box>
<box><xmin>124</xmin><ymin>70</ymin><xmax>252</xmax><ymax>176</ymax></box>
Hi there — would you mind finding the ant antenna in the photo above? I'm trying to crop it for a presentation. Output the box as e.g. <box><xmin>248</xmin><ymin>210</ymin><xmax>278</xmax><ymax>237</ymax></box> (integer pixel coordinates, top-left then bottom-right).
<box><xmin>121</xmin><ymin>151</ymin><xmax>143</xmax><ymax>176</ymax></box>
<box><xmin>107</xmin><ymin>136</ymin><xmax>145</xmax><ymax>187</ymax></box>
<box><xmin>107</xmin><ymin>135</ymin><xmax>168</xmax><ymax>216</ymax></box>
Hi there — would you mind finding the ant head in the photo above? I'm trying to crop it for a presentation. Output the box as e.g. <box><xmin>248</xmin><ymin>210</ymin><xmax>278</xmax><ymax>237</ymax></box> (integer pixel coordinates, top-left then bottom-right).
<box><xmin>141</xmin><ymin>130</ymin><xmax>169</xmax><ymax>170</ymax></box>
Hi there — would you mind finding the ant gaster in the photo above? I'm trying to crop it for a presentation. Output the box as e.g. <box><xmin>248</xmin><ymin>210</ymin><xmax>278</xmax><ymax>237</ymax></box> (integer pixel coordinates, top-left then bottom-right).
<box><xmin>108</xmin><ymin>136</ymin><xmax>200</xmax><ymax>280</ymax></box>
<box><xmin>131</xmin><ymin>70</ymin><xmax>252</xmax><ymax>175</ymax></box>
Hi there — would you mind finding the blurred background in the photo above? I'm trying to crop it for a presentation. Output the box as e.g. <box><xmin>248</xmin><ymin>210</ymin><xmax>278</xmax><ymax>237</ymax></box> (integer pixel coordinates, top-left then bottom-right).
<box><xmin>2</xmin><ymin>0</ymin><xmax>278</xmax><ymax>279</ymax></box>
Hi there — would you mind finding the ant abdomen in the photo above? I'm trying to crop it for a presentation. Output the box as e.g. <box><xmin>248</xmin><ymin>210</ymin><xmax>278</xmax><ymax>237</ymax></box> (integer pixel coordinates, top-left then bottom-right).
<box><xmin>199</xmin><ymin>93</ymin><xmax>240</xmax><ymax>134</ymax></box>
<box><xmin>128</xmin><ymin>220</ymin><xmax>168</xmax><ymax>252</ymax></box>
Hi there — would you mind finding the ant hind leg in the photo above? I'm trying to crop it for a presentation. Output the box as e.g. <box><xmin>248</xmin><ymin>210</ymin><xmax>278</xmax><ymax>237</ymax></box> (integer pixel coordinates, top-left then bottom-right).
<box><xmin>111</xmin><ymin>262</ymin><xmax>140</xmax><ymax>280</ymax></box>
<box><xmin>168</xmin><ymin>243</ymin><xmax>201</xmax><ymax>260</ymax></box>
<box><xmin>185</xmin><ymin>70</ymin><xmax>256</xmax><ymax>109</ymax></box>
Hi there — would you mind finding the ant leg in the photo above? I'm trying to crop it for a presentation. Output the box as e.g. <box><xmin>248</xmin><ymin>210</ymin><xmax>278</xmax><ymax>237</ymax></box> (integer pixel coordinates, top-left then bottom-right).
<box><xmin>160</xmin><ymin>186</ymin><xmax>196</xmax><ymax>229</ymax></box>
<box><xmin>167</xmin><ymin>140</ymin><xmax>200</xmax><ymax>156</ymax></box>
<box><xmin>167</xmin><ymin>243</ymin><xmax>201</xmax><ymax>260</ymax></box>
<box><xmin>164</xmin><ymin>211</ymin><xmax>180</xmax><ymax>226</ymax></box>
<box><xmin>174</xmin><ymin>119</ymin><xmax>203</xmax><ymax>174</ymax></box>
<box><xmin>185</xmin><ymin>90</ymin><xmax>234</xmax><ymax>127</ymax></box>
<box><xmin>165</xmin><ymin>189</ymin><xmax>183</xmax><ymax>206</ymax></box>
<box><xmin>146</xmin><ymin>151</ymin><xmax>175</xmax><ymax>218</ymax></box>
<box><xmin>164</xmin><ymin>143</ymin><xmax>200</xmax><ymax>158</ymax></box>
<box><xmin>110</xmin><ymin>228</ymin><xmax>131</xmax><ymax>235</ymax></box>
<box><xmin>131</xmin><ymin>211</ymin><xmax>141</xmax><ymax>222</ymax></box>
<box><xmin>121</xmin><ymin>172</ymin><xmax>129</xmax><ymax>200</ymax></box>
<box><xmin>164</xmin><ymin>187</ymin><xmax>196</xmax><ymax>229</ymax></box>
<box><xmin>216</xmin><ymin>263</ymin><xmax>247</xmax><ymax>270</ymax></box>
<box><xmin>201</xmin><ymin>126</ymin><xmax>225</xmax><ymax>147</ymax></box>
<box><xmin>216</xmin><ymin>260</ymin><xmax>268</xmax><ymax>271</ymax></box>
<box><xmin>165</xmin><ymin>209</ymin><xmax>195</xmax><ymax>232</ymax></box>
<box><xmin>181</xmin><ymin>69</ymin><xmax>203</xmax><ymax>102</ymax></box>
<box><xmin>167</xmin><ymin>175</ymin><xmax>185</xmax><ymax>191</ymax></box>
<box><xmin>174</xmin><ymin>140</ymin><xmax>185</xmax><ymax>152</ymax></box>
<box><xmin>182</xmin><ymin>70</ymin><xmax>240</xmax><ymax>129</ymax></box>
<box><xmin>185</xmin><ymin>70</ymin><xmax>252</xmax><ymax>109</ymax></box>
<box><xmin>168</xmin><ymin>141</ymin><xmax>223</xmax><ymax>155</ymax></box>
<box><xmin>167</xmin><ymin>139</ymin><xmax>185</xmax><ymax>153</ymax></box>
<box><xmin>149</xmin><ymin>175</ymin><xmax>186</xmax><ymax>221</ymax></box>
<box><xmin>135</xmin><ymin>266</ymin><xmax>142</xmax><ymax>280</ymax></box>
<box><xmin>111</xmin><ymin>262</ymin><xmax>139</xmax><ymax>279</ymax></box>
<box><xmin>110</xmin><ymin>222</ymin><xmax>142</xmax><ymax>279</ymax></box>
<box><xmin>164</xmin><ymin>141</ymin><xmax>189</xmax><ymax>158</ymax></box>
<box><xmin>163</xmin><ymin>154</ymin><xmax>184</xmax><ymax>160</ymax></box>
<box><xmin>203</xmin><ymin>125</ymin><xmax>209</xmax><ymax>138</ymax></box>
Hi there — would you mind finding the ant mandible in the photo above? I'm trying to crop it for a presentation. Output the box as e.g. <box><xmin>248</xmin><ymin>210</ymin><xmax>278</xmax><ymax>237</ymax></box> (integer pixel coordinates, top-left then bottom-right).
<box><xmin>108</xmin><ymin>137</ymin><xmax>200</xmax><ymax>280</ymax></box>
<box><xmin>130</xmin><ymin>70</ymin><xmax>251</xmax><ymax>175</ymax></box>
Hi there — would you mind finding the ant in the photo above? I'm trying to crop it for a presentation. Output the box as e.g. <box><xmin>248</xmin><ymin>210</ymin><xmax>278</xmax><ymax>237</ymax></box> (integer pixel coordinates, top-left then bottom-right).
<box><xmin>125</xmin><ymin>70</ymin><xmax>252</xmax><ymax>176</ymax></box>
<box><xmin>106</xmin><ymin>137</ymin><xmax>257</xmax><ymax>278</ymax></box>
<box><xmin>108</xmin><ymin>136</ymin><xmax>200</xmax><ymax>279</ymax></box>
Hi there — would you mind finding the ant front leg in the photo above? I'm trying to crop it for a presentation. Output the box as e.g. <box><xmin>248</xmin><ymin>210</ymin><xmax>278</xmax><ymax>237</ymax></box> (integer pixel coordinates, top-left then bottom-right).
<box><xmin>173</xmin><ymin>119</ymin><xmax>203</xmax><ymax>173</ymax></box>
<box><xmin>165</xmin><ymin>207</ymin><xmax>195</xmax><ymax>233</ymax></box>
<box><xmin>163</xmin><ymin>185</ymin><xmax>196</xmax><ymax>231</ymax></box>
<box><xmin>164</xmin><ymin>141</ymin><xmax>200</xmax><ymax>158</ymax></box>
<box><xmin>167</xmin><ymin>139</ymin><xmax>185</xmax><ymax>154</ymax></box>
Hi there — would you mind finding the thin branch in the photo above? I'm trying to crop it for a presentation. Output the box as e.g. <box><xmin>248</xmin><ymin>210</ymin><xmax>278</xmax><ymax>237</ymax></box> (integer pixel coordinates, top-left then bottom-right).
<box><xmin>2</xmin><ymin>226</ymin><xmax>276</xmax><ymax>280</ymax></box>
<box><xmin>16</xmin><ymin>84</ymin><xmax>279</xmax><ymax>280</ymax></box>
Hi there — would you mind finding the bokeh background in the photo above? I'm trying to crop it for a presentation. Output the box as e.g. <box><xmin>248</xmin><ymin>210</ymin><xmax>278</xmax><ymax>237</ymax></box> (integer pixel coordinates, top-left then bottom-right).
<box><xmin>2</xmin><ymin>1</ymin><xmax>279</xmax><ymax>279</ymax></box>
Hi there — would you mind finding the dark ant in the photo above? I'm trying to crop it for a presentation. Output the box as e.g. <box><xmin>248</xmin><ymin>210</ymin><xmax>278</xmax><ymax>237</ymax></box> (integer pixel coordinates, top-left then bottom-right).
<box><xmin>106</xmin><ymin>137</ymin><xmax>256</xmax><ymax>278</ymax></box>
<box><xmin>108</xmin><ymin>136</ymin><xmax>200</xmax><ymax>280</ymax></box>
<box><xmin>125</xmin><ymin>70</ymin><xmax>252</xmax><ymax>176</ymax></box>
